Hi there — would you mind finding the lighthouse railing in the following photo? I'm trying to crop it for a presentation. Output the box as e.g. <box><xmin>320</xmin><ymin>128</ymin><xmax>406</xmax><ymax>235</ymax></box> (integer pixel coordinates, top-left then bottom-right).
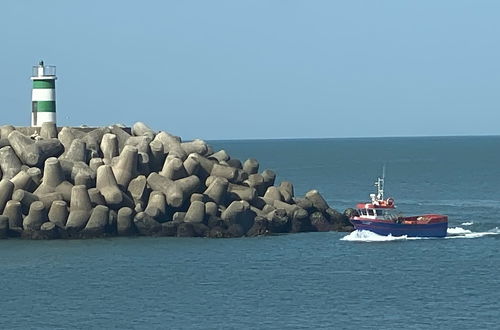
<box><xmin>32</xmin><ymin>65</ymin><xmax>56</xmax><ymax>77</ymax></box>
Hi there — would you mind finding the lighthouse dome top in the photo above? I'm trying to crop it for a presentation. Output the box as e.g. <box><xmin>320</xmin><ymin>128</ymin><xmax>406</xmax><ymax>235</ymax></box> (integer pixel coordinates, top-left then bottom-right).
<box><xmin>32</xmin><ymin>60</ymin><xmax>56</xmax><ymax>78</ymax></box>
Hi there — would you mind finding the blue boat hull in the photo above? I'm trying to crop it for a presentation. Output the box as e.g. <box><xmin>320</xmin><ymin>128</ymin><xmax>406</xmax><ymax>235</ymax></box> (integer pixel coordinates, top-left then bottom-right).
<box><xmin>350</xmin><ymin>219</ymin><xmax>448</xmax><ymax>237</ymax></box>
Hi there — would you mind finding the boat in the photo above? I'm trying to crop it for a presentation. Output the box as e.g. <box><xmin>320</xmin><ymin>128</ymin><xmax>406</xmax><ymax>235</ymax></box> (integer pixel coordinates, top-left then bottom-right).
<box><xmin>349</xmin><ymin>170</ymin><xmax>448</xmax><ymax>237</ymax></box>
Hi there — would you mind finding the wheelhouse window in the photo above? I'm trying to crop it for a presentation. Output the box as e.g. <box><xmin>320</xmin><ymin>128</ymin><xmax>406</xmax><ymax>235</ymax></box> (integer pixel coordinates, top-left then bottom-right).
<box><xmin>367</xmin><ymin>209</ymin><xmax>374</xmax><ymax>216</ymax></box>
<box><xmin>375</xmin><ymin>209</ymin><xmax>384</xmax><ymax>216</ymax></box>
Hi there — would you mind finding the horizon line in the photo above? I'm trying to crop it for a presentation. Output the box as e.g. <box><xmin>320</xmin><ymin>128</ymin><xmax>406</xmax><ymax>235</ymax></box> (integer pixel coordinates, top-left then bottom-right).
<box><xmin>204</xmin><ymin>133</ymin><xmax>500</xmax><ymax>142</ymax></box>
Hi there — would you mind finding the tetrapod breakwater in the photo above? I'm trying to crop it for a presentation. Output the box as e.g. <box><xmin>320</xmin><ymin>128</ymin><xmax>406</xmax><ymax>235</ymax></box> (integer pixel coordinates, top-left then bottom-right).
<box><xmin>0</xmin><ymin>122</ymin><xmax>354</xmax><ymax>239</ymax></box>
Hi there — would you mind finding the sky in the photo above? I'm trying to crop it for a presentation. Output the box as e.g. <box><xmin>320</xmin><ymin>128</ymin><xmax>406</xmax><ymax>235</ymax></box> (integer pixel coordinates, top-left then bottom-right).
<box><xmin>1</xmin><ymin>0</ymin><xmax>499</xmax><ymax>140</ymax></box>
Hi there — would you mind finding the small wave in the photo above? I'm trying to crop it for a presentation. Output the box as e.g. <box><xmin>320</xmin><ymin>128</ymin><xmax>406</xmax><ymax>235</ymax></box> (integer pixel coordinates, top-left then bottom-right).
<box><xmin>447</xmin><ymin>227</ymin><xmax>472</xmax><ymax>235</ymax></box>
<box><xmin>340</xmin><ymin>230</ymin><xmax>409</xmax><ymax>242</ymax></box>
<box><xmin>446</xmin><ymin>226</ymin><xmax>499</xmax><ymax>239</ymax></box>
<box><xmin>460</xmin><ymin>221</ymin><xmax>474</xmax><ymax>226</ymax></box>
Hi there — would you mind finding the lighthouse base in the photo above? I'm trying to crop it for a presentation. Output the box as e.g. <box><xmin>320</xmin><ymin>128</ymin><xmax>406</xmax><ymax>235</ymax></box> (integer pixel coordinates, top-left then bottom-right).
<box><xmin>32</xmin><ymin>112</ymin><xmax>56</xmax><ymax>127</ymax></box>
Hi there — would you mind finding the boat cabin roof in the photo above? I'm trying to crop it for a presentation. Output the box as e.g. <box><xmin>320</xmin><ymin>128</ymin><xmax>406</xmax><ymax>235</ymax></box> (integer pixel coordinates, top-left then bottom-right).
<box><xmin>356</xmin><ymin>203</ymin><xmax>395</xmax><ymax>209</ymax></box>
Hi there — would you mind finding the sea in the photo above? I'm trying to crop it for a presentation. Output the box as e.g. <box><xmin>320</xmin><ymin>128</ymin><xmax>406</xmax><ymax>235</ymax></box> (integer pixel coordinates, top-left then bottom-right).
<box><xmin>1</xmin><ymin>136</ymin><xmax>499</xmax><ymax>329</ymax></box>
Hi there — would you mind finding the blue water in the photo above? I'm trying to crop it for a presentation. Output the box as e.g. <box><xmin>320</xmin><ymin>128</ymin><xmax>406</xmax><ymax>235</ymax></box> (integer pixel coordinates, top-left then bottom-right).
<box><xmin>1</xmin><ymin>136</ymin><xmax>499</xmax><ymax>329</ymax></box>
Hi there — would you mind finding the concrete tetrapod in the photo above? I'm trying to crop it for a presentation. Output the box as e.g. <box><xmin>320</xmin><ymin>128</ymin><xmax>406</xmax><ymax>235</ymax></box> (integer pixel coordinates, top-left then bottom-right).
<box><xmin>10</xmin><ymin>170</ymin><xmax>35</xmax><ymax>191</ymax></box>
<box><xmin>8</xmin><ymin>131</ymin><xmax>63</xmax><ymax>167</ymax></box>
<box><xmin>82</xmin><ymin>127</ymin><xmax>110</xmax><ymax>157</ymax></box>
<box><xmin>12</xmin><ymin>189</ymin><xmax>39</xmax><ymax>214</ymax></box>
<box><xmin>127</xmin><ymin>175</ymin><xmax>148</xmax><ymax>207</ymax></box>
<box><xmin>38</xmin><ymin>192</ymin><xmax>65</xmax><ymax>210</ymax></box>
<box><xmin>261</xmin><ymin>170</ymin><xmax>276</xmax><ymax>190</ymax></box>
<box><xmin>211</xmin><ymin>163</ymin><xmax>238</xmax><ymax>182</ymax></box>
<box><xmin>0</xmin><ymin>179</ymin><xmax>15</xmax><ymax>213</ymax></box>
<box><xmin>188</xmin><ymin>154</ymin><xmax>215</xmax><ymax>180</ymax></box>
<box><xmin>48</xmin><ymin>200</ymin><xmax>69</xmax><ymax>229</ymax></box>
<box><xmin>278</xmin><ymin>181</ymin><xmax>294</xmax><ymax>203</ymax></box>
<box><xmin>242</xmin><ymin>158</ymin><xmax>259</xmax><ymax>175</ymax></box>
<box><xmin>180</xmin><ymin>139</ymin><xmax>208</xmax><ymax>155</ymax></box>
<box><xmin>40</xmin><ymin>122</ymin><xmax>58</xmax><ymax>139</ymax></box>
<box><xmin>183</xmin><ymin>153</ymin><xmax>200</xmax><ymax>176</ymax></box>
<box><xmin>227</xmin><ymin>183</ymin><xmax>257</xmax><ymax>203</ymax></box>
<box><xmin>147</xmin><ymin>173</ymin><xmax>200</xmax><ymax>208</ymax></box>
<box><xmin>35</xmin><ymin>157</ymin><xmax>65</xmax><ymax>192</ymax></box>
<box><xmin>0</xmin><ymin>125</ymin><xmax>15</xmax><ymax>140</ymax></box>
<box><xmin>305</xmin><ymin>190</ymin><xmax>329</xmax><ymax>212</ymax></box>
<box><xmin>2</xmin><ymin>200</ymin><xmax>23</xmax><ymax>232</ymax></box>
<box><xmin>109</xmin><ymin>125</ymin><xmax>132</xmax><ymax>152</ymax></box>
<box><xmin>60</xmin><ymin>138</ymin><xmax>87</xmax><ymax>163</ymax></box>
<box><xmin>149</xmin><ymin>140</ymin><xmax>165</xmax><ymax>172</ymax></box>
<box><xmin>209</xmin><ymin>150</ymin><xmax>230</xmax><ymax>162</ymax></box>
<box><xmin>26</xmin><ymin>167</ymin><xmax>42</xmax><ymax>187</ymax></box>
<box><xmin>112</xmin><ymin>145</ymin><xmax>138</xmax><ymax>190</ymax></box>
<box><xmin>100</xmin><ymin>133</ymin><xmax>118</xmax><ymax>164</ymax></box>
<box><xmin>263</xmin><ymin>186</ymin><xmax>283</xmax><ymax>203</ymax></box>
<box><xmin>133</xmin><ymin>211</ymin><xmax>161</xmax><ymax>236</ymax></box>
<box><xmin>65</xmin><ymin>185</ymin><xmax>93</xmax><ymax>233</ymax></box>
<box><xmin>221</xmin><ymin>200</ymin><xmax>254</xmax><ymax>233</ymax></box>
<box><xmin>203</xmin><ymin>177</ymin><xmax>228</xmax><ymax>205</ymax></box>
<box><xmin>160</xmin><ymin>157</ymin><xmax>188</xmax><ymax>180</ymax></box>
<box><xmin>96</xmin><ymin>165</ymin><xmax>123</xmax><ymax>205</ymax></box>
<box><xmin>0</xmin><ymin>146</ymin><xmax>23</xmax><ymax>179</ymax></box>
<box><xmin>154</xmin><ymin>131</ymin><xmax>187</xmax><ymax>160</ymax></box>
<box><xmin>145</xmin><ymin>191</ymin><xmax>166</xmax><ymax>221</ymax></box>
<box><xmin>132</xmin><ymin>121</ymin><xmax>155</xmax><ymax>139</ymax></box>
<box><xmin>82</xmin><ymin>205</ymin><xmax>109</xmax><ymax>237</ymax></box>
<box><xmin>88</xmin><ymin>188</ymin><xmax>106</xmax><ymax>206</ymax></box>
<box><xmin>40</xmin><ymin>222</ymin><xmax>58</xmax><ymax>239</ymax></box>
<box><xmin>126</xmin><ymin>135</ymin><xmax>151</xmax><ymax>154</ymax></box>
<box><xmin>74</xmin><ymin>172</ymin><xmax>93</xmax><ymax>188</ymax></box>
<box><xmin>244</xmin><ymin>174</ymin><xmax>267</xmax><ymax>196</ymax></box>
<box><xmin>23</xmin><ymin>201</ymin><xmax>47</xmax><ymax>231</ymax></box>
<box><xmin>205</xmin><ymin>201</ymin><xmax>219</xmax><ymax>218</ymax></box>
<box><xmin>184</xmin><ymin>201</ymin><xmax>205</xmax><ymax>223</ymax></box>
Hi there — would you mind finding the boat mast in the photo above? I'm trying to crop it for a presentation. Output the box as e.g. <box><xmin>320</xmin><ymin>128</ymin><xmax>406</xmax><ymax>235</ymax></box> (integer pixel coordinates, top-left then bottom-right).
<box><xmin>375</xmin><ymin>166</ymin><xmax>385</xmax><ymax>201</ymax></box>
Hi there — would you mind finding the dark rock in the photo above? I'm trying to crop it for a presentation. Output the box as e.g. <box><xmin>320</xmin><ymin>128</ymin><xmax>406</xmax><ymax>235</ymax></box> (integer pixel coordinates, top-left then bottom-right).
<box><xmin>192</xmin><ymin>223</ymin><xmax>209</xmax><ymax>237</ymax></box>
<box><xmin>246</xmin><ymin>216</ymin><xmax>270</xmax><ymax>237</ymax></box>
<box><xmin>40</xmin><ymin>222</ymin><xmax>58</xmax><ymax>239</ymax></box>
<box><xmin>290</xmin><ymin>209</ymin><xmax>313</xmax><ymax>233</ymax></box>
<box><xmin>309</xmin><ymin>211</ymin><xmax>330</xmax><ymax>232</ymax></box>
<box><xmin>325</xmin><ymin>208</ymin><xmax>354</xmax><ymax>231</ymax></box>
<box><xmin>267</xmin><ymin>208</ymin><xmax>290</xmax><ymax>233</ymax></box>
<box><xmin>207</xmin><ymin>226</ymin><xmax>227</xmax><ymax>238</ymax></box>
<box><xmin>207</xmin><ymin>215</ymin><xmax>224</xmax><ymax>229</ymax></box>
<box><xmin>227</xmin><ymin>224</ymin><xmax>245</xmax><ymax>237</ymax></box>
<box><xmin>117</xmin><ymin>207</ymin><xmax>135</xmax><ymax>236</ymax></box>
<box><xmin>133</xmin><ymin>212</ymin><xmax>162</xmax><ymax>236</ymax></box>
<box><xmin>177</xmin><ymin>222</ymin><xmax>195</xmax><ymax>237</ymax></box>
<box><xmin>161</xmin><ymin>221</ymin><xmax>178</xmax><ymax>237</ymax></box>
<box><xmin>0</xmin><ymin>215</ymin><xmax>8</xmax><ymax>238</ymax></box>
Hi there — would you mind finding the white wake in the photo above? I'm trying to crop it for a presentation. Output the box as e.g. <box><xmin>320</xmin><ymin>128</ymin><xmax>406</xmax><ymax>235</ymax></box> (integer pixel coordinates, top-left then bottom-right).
<box><xmin>341</xmin><ymin>227</ymin><xmax>499</xmax><ymax>242</ymax></box>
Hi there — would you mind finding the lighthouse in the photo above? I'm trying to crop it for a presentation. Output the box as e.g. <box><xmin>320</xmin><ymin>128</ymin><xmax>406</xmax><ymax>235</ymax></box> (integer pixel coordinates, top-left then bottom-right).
<box><xmin>31</xmin><ymin>61</ymin><xmax>57</xmax><ymax>127</ymax></box>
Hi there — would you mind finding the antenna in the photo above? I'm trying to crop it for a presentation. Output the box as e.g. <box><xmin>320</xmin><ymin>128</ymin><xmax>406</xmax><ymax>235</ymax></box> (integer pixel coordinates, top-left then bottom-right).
<box><xmin>374</xmin><ymin>165</ymin><xmax>385</xmax><ymax>201</ymax></box>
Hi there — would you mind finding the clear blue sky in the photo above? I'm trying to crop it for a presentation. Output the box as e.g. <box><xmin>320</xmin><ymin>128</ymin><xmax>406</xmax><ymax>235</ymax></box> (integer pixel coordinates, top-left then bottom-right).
<box><xmin>1</xmin><ymin>0</ymin><xmax>499</xmax><ymax>139</ymax></box>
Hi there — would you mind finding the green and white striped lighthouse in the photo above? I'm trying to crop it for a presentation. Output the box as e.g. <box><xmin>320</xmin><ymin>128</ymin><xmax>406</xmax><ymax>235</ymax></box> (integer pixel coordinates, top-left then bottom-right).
<box><xmin>31</xmin><ymin>60</ymin><xmax>57</xmax><ymax>127</ymax></box>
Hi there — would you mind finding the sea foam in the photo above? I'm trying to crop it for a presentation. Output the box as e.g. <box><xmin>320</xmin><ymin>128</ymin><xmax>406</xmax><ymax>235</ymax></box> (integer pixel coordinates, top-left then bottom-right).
<box><xmin>341</xmin><ymin>227</ymin><xmax>500</xmax><ymax>242</ymax></box>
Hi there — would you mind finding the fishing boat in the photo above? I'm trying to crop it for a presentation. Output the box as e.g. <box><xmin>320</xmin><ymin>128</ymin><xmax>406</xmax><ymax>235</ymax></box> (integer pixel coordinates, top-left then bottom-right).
<box><xmin>349</xmin><ymin>171</ymin><xmax>448</xmax><ymax>237</ymax></box>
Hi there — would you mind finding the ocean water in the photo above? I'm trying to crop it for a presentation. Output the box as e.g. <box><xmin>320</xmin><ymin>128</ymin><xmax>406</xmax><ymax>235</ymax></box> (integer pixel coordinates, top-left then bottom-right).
<box><xmin>1</xmin><ymin>136</ymin><xmax>499</xmax><ymax>329</ymax></box>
